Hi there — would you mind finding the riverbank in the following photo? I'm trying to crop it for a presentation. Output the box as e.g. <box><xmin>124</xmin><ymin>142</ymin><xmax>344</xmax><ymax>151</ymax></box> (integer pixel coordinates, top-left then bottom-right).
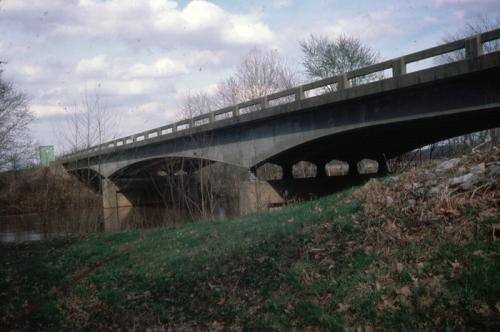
<box><xmin>1</xmin><ymin>149</ymin><xmax>499</xmax><ymax>331</ymax></box>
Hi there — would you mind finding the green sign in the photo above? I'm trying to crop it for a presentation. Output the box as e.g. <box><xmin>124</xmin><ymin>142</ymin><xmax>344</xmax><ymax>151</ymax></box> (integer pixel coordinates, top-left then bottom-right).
<box><xmin>39</xmin><ymin>145</ymin><xmax>55</xmax><ymax>166</ymax></box>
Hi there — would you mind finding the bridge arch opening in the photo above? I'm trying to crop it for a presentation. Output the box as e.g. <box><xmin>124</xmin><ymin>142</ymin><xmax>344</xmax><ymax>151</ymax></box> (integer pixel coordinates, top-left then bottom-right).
<box><xmin>292</xmin><ymin>161</ymin><xmax>317</xmax><ymax>179</ymax></box>
<box><xmin>324</xmin><ymin>160</ymin><xmax>350</xmax><ymax>176</ymax></box>
<box><xmin>356</xmin><ymin>159</ymin><xmax>380</xmax><ymax>175</ymax></box>
<box><xmin>102</xmin><ymin>156</ymin><xmax>250</xmax><ymax>228</ymax></box>
<box><xmin>256</xmin><ymin>163</ymin><xmax>283</xmax><ymax>181</ymax></box>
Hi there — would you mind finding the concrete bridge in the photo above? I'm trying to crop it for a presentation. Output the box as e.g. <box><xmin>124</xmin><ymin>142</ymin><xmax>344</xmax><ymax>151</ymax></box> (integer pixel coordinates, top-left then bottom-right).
<box><xmin>62</xmin><ymin>29</ymin><xmax>500</xmax><ymax>230</ymax></box>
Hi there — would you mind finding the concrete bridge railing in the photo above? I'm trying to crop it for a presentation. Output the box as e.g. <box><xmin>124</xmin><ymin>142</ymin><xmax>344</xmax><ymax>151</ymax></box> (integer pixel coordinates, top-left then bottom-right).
<box><xmin>62</xmin><ymin>28</ymin><xmax>500</xmax><ymax>161</ymax></box>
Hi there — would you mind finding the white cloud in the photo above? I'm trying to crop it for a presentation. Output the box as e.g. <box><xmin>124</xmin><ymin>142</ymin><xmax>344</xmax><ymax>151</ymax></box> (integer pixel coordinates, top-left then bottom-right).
<box><xmin>1</xmin><ymin>0</ymin><xmax>274</xmax><ymax>49</ymax></box>
<box><xmin>272</xmin><ymin>0</ymin><xmax>293</xmax><ymax>9</ymax></box>
<box><xmin>31</xmin><ymin>104</ymin><xmax>67</xmax><ymax>117</ymax></box>
<box><xmin>7</xmin><ymin>64</ymin><xmax>47</xmax><ymax>83</ymax></box>
<box><xmin>222</xmin><ymin>15</ymin><xmax>274</xmax><ymax>44</ymax></box>
<box><xmin>325</xmin><ymin>6</ymin><xmax>402</xmax><ymax>42</ymax></box>
<box><xmin>434</xmin><ymin>0</ymin><xmax>496</xmax><ymax>5</ymax></box>
<box><xmin>432</xmin><ymin>0</ymin><xmax>500</xmax><ymax>14</ymax></box>
<box><xmin>76</xmin><ymin>55</ymin><xmax>108</xmax><ymax>77</ymax></box>
<box><xmin>127</xmin><ymin>58</ymin><xmax>189</xmax><ymax>79</ymax></box>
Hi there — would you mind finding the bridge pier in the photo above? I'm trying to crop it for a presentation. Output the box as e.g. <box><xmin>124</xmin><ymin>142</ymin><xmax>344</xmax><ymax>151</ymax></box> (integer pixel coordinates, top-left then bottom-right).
<box><xmin>316</xmin><ymin>162</ymin><xmax>329</xmax><ymax>178</ymax></box>
<box><xmin>239</xmin><ymin>179</ymin><xmax>285</xmax><ymax>215</ymax></box>
<box><xmin>102</xmin><ymin>178</ymin><xmax>133</xmax><ymax>232</ymax></box>
<box><xmin>281</xmin><ymin>164</ymin><xmax>294</xmax><ymax>180</ymax></box>
<box><xmin>377</xmin><ymin>156</ymin><xmax>389</xmax><ymax>174</ymax></box>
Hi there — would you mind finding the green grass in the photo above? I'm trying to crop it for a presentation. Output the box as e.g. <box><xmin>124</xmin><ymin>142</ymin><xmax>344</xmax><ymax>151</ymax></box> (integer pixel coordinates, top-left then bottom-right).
<box><xmin>1</xmin><ymin>187</ymin><xmax>499</xmax><ymax>331</ymax></box>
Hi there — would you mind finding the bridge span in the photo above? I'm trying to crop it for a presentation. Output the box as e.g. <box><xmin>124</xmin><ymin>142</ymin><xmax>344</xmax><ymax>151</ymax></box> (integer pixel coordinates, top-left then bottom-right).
<box><xmin>62</xmin><ymin>29</ymin><xmax>500</xmax><ymax>230</ymax></box>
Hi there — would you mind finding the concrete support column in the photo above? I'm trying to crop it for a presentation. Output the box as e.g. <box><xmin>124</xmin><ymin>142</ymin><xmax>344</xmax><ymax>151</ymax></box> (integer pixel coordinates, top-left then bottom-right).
<box><xmin>317</xmin><ymin>162</ymin><xmax>328</xmax><ymax>178</ymax></box>
<box><xmin>239</xmin><ymin>180</ymin><xmax>284</xmax><ymax>215</ymax></box>
<box><xmin>347</xmin><ymin>160</ymin><xmax>359</xmax><ymax>175</ymax></box>
<box><xmin>102</xmin><ymin>178</ymin><xmax>132</xmax><ymax>232</ymax></box>
<box><xmin>281</xmin><ymin>164</ymin><xmax>294</xmax><ymax>180</ymax></box>
<box><xmin>377</xmin><ymin>156</ymin><xmax>389</xmax><ymax>175</ymax></box>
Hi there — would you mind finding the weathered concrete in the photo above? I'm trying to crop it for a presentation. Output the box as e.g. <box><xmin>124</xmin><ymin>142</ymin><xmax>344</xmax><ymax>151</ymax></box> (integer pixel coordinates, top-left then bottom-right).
<box><xmin>59</xmin><ymin>30</ymin><xmax>500</xmax><ymax>230</ymax></box>
<box><xmin>239</xmin><ymin>180</ymin><xmax>285</xmax><ymax>215</ymax></box>
<box><xmin>63</xmin><ymin>50</ymin><xmax>500</xmax><ymax>179</ymax></box>
<box><xmin>102</xmin><ymin>178</ymin><xmax>133</xmax><ymax>231</ymax></box>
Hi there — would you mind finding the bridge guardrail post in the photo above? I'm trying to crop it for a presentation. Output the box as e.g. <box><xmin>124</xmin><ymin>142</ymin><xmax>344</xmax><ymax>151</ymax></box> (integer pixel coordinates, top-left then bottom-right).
<box><xmin>209</xmin><ymin>112</ymin><xmax>215</xmax><ymax>123</ymax></box>
<box><xmin>260</xmin><ymin>96</ymin><xmax>269</xmax><ymax>110</ymax></box>
<box><xmin>261</xmin><ymin>96</ymin><xmax>268</xmax><ymax>110</ymax></box>
<box><xmin>465</xmin><ymin>35</ymin><xmax>482</xmax><ymax>59</ymax></box>
<box><xmin>338</xmin><ymin>74</ymin><xmax>350</xmax><ymax>90</ymax></box>
<box><xmin>295</xmin><ymin>86</ymin><xmax>304</xmax><ymax>101</ymax></box>
<box><xmin>392</xmin><ymin>57</ymin><xmax>406</xmax><ymax>77</ymax></box>
<box><xmin>172</xmin><ymin>125</ymin><xmax>177</xmax><ymax>133</ymax></box>
<box><xmin>232</xmin><ymin>106</ymin><xmax>240</xmax><ymax>117</ymax></box>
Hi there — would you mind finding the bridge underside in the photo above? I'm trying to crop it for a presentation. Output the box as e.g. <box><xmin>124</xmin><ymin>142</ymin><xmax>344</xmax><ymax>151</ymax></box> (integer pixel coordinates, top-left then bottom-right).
<box><xmin>62</xmin><ymin>51</ymin><xmax>500</xmax><ymax>231</ymax></box>
<box><xmin>65</xmin><ymin>53</ymin><xmax>500</xmax><ymax>179</ymax></box>
<box><xmin>266</xmin><ymin>105</ymin><xmax>500</xmax><ymax>169</ymax></box>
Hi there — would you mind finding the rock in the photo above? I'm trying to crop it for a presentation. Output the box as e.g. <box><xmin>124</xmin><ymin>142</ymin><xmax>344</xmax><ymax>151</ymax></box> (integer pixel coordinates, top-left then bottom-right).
<box><xmin>470</xmin><ymin>163</ymin><xmax>486</xmax><ymax>175</ymax></box>
<box><xmin>449</xmin><ymin>173</ymin><xmax>474</xmax><ymax>187</ymax></box>
<box><xmin>357</xmin><ymin>159</ymin><xmax>379</xmax><ymax>174</ymax></box>
<box><xmin>460</xmin><ymin>179</ymin><xmax>477</xmax><ymax>191</ymax></box>
<box><xmin>388</xmin><ymin>175</ymin><xmax>400</xmax><ymax>182</ymax></box>
<box><xmin>449</xmin><ymin>172</ymin><xmax>485</xmax><ymax>191</ymax></box>
<box><xmin>406</xmin><ymin>199</ymin><xmax>416</xmax><ymax>208</ymax></box>
<box><xmin>436</xmin><ymin>158</ymin><xmax>461</xmax><ymax>172</ymax></box>
<box><xmin>429</xmin><ymin>186</ymin><xmax>442</xmax><ymax>196</ymax></box>
<box><xmin>385</xmin><ymin>196</ymin><xmax>394</xmax><ymax>206</ymax></box>
<box><xmin>448</xmin><ymin>173</ymin><xmax>474</xmax><ymax>187</ymax></box>
<box><xmin>486</xmin><ymin>164</ymin><xmax>500</xmax><ymax>178</ymax></box>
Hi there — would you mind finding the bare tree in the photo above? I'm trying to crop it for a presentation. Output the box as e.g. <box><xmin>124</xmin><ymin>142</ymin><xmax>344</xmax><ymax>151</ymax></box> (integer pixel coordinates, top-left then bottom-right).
<box><xmin>171</xmin><ymin>47</ymin><xmax>299</xmax><ymax>220</ymax></box>
<box><xmin>180</xmin><ymin>90</ymin><xmax>214</xmax><ymax>119</ymax></box>
<box><xmin>438</xmin><ymin>15</ymin><xmax>500</xmax><ymax>64</ymax></box>
<box><xmin>438</xmin><ymin>15</ymin><xmax>500</xmax><ymax>150</ymax></box>
<box><xmin>55</xmin><ymin>92</ymin><xmax>120</xmax><ymax>229</ymax></box>
<box><xmin>300</xmin><ymin>34</ymin><xmax>380</xmax><ymax>85</ymax></box>
<box><xmin>0</xmin><ymin>68</ymin><xmax>35</xmax><ymax>170</ymax></box>
<box><xmin>177</xmin><ymin>91</ymin><xmax>218</xmax><ymax>220</ymax></box>
<box><xmin>59</xmin><ymin>91</ymin><xmax>119</xmax><ymax>154</ymax></box>
<box><xmin>214</xmin><ymin>47</ymin><xmax>298</xmax><ymax>109</ymax></box>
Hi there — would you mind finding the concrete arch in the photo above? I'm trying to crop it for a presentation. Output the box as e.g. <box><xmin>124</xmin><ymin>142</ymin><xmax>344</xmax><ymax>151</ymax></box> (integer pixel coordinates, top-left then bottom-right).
<box><xmin>83</xmin><ymin>153</ymin><xmax>244</xmax><ymax>179</ymax></box>
<box><xmin>64</xmin><ymin>55</ymin><xmax>500</xmax><ymax>180</ymax></box>
<box><xmin>68</xmin><ymin>167</ymin><xmax>104</xmax><ymax>193</ymax></box>
<box><xmin>107</xmin><ymin>156</ymin><xmax>216</xmax><ymax>180</ymax></box>
<box><xmin>252</xmin><ymin>105</ymin><xmax>500</xmax><ymax>169</ymax></box>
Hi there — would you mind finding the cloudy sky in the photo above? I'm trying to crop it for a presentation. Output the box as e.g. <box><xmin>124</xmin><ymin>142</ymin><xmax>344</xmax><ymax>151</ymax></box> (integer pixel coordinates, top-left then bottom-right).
<box><xmin>1</xmin><ymin>0</ymin><xmax>499</xmax><ymax>153</ymax></box>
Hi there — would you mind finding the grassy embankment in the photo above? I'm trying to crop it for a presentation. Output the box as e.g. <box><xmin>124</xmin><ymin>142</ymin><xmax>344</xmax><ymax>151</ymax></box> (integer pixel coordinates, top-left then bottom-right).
<box><xmin>1</xmin><ymin>157</ymin><xmax>499</xmax><ymax>331</ymax></box>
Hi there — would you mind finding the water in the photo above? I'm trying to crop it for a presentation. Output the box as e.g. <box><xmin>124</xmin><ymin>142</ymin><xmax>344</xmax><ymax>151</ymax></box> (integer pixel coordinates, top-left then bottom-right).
<box><xmin>0</xmin><ymin>210</ymin><xmax>102</xmax><ymax>244</ymax></box>
<box><xmin>0</xmin><ymin>214</ymin><xmax>48</xmax><ymax>243</ymax></box>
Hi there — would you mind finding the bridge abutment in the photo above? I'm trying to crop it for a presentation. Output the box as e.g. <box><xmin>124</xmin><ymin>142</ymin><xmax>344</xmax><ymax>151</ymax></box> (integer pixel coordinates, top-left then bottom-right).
<box><xmin>239</xmin><ymin>179</ymin><xmax>285</xmax><ymax>215</ymax></box>
<box><xmin>102</xmin><ymin>178</ymin><xmax>133</xmax><ymax>232</ymax></box>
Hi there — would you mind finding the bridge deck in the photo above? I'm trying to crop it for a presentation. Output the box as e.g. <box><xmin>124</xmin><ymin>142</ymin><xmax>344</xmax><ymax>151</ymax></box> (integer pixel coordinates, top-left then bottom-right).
<box><xmin>62</xmin><ymin>28</ymin><xmax>500</xmax><ymax>173</ymax></box>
